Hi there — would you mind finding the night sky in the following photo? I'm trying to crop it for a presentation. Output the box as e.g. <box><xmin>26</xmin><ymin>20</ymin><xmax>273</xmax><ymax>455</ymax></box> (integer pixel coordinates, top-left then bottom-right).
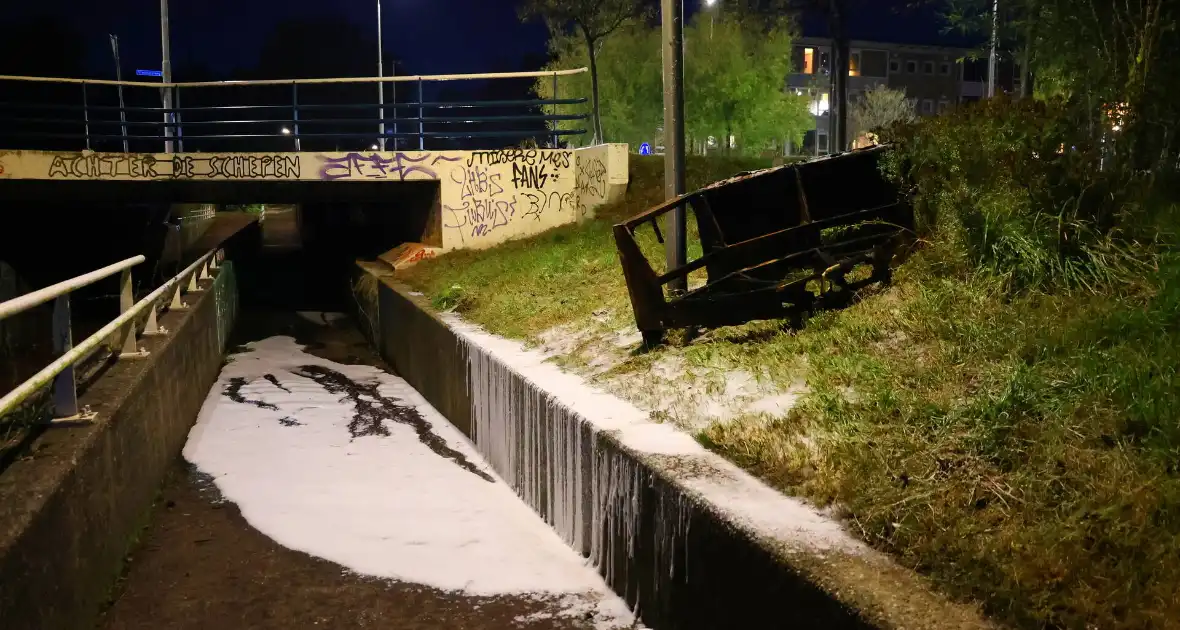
<box><xmin>8</xmin><ymin>1</ymin><xmax>965</xmax><ymax>81</ymax></box>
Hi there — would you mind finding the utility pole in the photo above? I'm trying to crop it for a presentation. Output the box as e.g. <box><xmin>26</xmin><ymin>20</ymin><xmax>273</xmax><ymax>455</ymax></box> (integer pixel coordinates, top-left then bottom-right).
<box><xmin>109</xmin><ymin>35</ymin><xmax>129</xmax><ymax>153</ymax></box>
<box><xmin>987</xmin><ymin>0</ymin><xmax>998</xmax><ymax>98</ymax></box>
<box><xmin>376</xmin><ymin>0</ymin><xmax>386</xmax><ymax>151</ymax></box>
<box><xmin>160</xmin><ymin>0</ymin><xmax>174</xmax><ymax>153</ymax></box>
<box><xmin>662</xmin><ymin>0</ymin><xmax>687</xmax><ymax>295</ymax></box>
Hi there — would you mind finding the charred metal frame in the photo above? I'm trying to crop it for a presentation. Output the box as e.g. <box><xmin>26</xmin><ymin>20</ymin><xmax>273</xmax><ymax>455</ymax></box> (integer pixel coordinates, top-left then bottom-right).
<box><xmin>613</xmin><ymin>146</ymin><xmax>913</xmax><ymax>344</ymax></box>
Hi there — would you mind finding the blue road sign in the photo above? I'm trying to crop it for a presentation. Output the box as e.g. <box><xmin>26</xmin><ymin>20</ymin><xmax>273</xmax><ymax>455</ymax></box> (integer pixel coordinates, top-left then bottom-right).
<box><xmin>639</xmin><ymin>142</ymin><xmax>652</xmax><ymax>155</ymax></box>
<box><xmin>136</xmin><ymin>69</ymin><xmax>163</xmax><ymax>77</ymax></box>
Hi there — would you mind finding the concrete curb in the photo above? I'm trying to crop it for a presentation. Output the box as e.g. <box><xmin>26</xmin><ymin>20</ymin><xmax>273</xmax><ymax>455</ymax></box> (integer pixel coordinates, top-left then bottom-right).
<box><xmin>366</xmin><ymin>272</ymin><xmax>997</xmax><ymax>630</ymax></box>
<box><xmin>0</xmin><ymin>255</ymin><xmax>243</xmax><ymax>629</ymax></box>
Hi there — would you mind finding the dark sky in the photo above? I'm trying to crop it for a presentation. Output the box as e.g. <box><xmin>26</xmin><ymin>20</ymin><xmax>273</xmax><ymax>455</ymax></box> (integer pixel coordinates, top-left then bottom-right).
<box><xmin>9</xmin><ymin>1</ymin><xmax>964</xmax><ymax>81</ymax></box>
<box><xmin>10</xmin><ymin>0</ymin><xmax>551</xmax><ymax>79</ymax></box>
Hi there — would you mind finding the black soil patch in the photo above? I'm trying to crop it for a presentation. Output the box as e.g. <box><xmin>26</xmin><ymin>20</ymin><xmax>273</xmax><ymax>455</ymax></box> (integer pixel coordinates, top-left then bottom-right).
<box><xmin>221</xmin><ymin>376</ymin><xmax>302</xmax><ymax>426</ymax></box>
<box><xmin>294</xmin><ymin>365</ymin><xmax>494</xmax><ymax>483</ymax></box>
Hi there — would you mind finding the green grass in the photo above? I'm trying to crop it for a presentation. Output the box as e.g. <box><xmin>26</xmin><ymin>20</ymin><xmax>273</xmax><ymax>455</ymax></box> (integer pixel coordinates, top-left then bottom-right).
<box><xmin>399</xmin><ymin>155</ymin><xmax>770</xmax><ymax>339</ymax></box>
<box><xmin>400</xmin><ymin>154</ymin><xmax>1180</xmax><ymax>629</ymax></box>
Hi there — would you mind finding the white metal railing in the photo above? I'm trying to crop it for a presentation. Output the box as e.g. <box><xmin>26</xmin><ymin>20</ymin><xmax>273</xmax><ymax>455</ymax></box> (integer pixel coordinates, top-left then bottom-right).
<box><xmin>0</xmin><ymin>248</ymin><xmax>223</xmax><ymax>423</ymax></box>
<box><xmin>0</xmin><ymin>67</ymin><xmax>589</xmax><ymax>89</ymax></box>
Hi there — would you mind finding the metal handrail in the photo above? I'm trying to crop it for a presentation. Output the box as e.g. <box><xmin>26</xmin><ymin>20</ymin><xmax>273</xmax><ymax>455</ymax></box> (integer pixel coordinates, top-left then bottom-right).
<box><xmin>0</xmin><ymin>248</ymin><xmax>222</xmax><ymax>422</ymax></box>
<box><xmin>0</xmin><ymin>67</ymin><xmax>589</xmax><ymax>89</ymax></box>
<box><xmin>0</xmin><ymin>256</ymin><xmax>144</xmax><ymax>321</ymax></box>
<box><xmin>0</xmin><ymin>68</ymin><xmax>590</xmax><ymax>151</ymax></box>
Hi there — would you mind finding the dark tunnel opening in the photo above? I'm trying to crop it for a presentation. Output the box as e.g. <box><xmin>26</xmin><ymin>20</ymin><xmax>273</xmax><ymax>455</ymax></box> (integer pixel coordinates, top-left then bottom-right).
<box><xmin>0</xmin><ymin>179</ymin><xmax>441</xmax><ymax>393</ymax></box>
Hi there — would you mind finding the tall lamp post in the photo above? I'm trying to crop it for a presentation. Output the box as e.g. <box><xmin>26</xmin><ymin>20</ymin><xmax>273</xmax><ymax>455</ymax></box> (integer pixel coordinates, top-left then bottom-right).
<box><xmin>987</xmin><ymin>0</ymin><xmax>998</xmax><ymax>98</ymax></box>
<box><xmin>160</xmin><ymin>0</ymin><xmax>174</xmax><ymax>153</ymax></box>
<box><xmin>376</xmin><ymin>0</ymin><xmax>386</xmax><ymax>151</ymax></box>
<box><xmin>662</xmin><ymin>0</ymin><xmax>687</xmax><ymax>296</ymax></box>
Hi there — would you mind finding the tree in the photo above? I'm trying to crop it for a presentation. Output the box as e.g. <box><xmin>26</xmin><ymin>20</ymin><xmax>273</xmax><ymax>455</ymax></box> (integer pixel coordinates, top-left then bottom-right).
<box><xmin>536</xmin><ymin>20</ymin><xmax>662</xmax><ymax>148</ymax></box>
<box><xmin>851</xmin><ymin>85</ymin><xmax>914</xmax><ymax>137</ymax></box>
<box><xmin>519</xmin><ymin>0</ymin><xmax>652</xmax><ymax>143</ymax></box>
<box><xmin>684</xmin><ymin>12</ymin><xmax>813</xmax><ymax>154</ymax></box>
<box><xmin>537</xmin><ymin>10</ymin><xmax>812</xmax><ymax>155</ymax></box>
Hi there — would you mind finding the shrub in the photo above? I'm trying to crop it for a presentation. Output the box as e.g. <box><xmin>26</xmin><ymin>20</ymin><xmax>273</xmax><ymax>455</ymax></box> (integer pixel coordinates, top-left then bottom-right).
<box><xmin>880</xmin><ymin>98</ymin><xmax>1162</xmax><ymax>291</ymax></box>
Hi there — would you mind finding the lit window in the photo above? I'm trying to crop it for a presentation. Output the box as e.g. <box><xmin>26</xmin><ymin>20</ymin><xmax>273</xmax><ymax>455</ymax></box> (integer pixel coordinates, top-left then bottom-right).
<box><xmin>803</xmin><ymin>47</ymin><xmax>815</xmax><ymax>74</ymax></box>
<box><xmin>808</xmin><ymin>91</ymin><xmax>831</xmax><ymax>116</ymax></box>
<box><xmin>849</xmin><ymin>52</ymin><xmax>860</xmax><ymax>77</ymax></box>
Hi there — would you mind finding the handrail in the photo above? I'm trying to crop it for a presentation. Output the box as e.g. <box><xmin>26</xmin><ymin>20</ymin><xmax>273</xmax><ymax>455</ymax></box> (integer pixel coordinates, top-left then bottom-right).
<box><xmin>0</xmin><ymin>248</ymin><xmax>221</xmax><ymax>421</ymax></box>
<box><xmin>0</xmin><ymin>256</ymin><xmax>144</xmax><ymax>321</ymax></box>
<box><xmin>0</xmin><ymin>67</ymin><xmax>589</xmax><ymax>89</ymax></box>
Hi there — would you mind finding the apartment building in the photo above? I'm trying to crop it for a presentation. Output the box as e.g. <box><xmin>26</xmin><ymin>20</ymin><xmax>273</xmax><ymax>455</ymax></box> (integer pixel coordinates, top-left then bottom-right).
<box><xmin>787</xmin><ymin>37</ymin><xmax>1018</xmax><ymax>154</ymax></box>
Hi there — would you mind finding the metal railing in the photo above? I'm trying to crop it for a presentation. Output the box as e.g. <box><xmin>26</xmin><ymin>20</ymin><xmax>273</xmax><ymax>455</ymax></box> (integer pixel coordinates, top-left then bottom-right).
<box><xmin>0</xmin><ymin>68</ymin><xmax>590</xmax><ymax>153</ymax></box>
<box><xmin>0</xmin><ymin>248</ymin><xmax>223</xmax><ymax>424</ymax></box>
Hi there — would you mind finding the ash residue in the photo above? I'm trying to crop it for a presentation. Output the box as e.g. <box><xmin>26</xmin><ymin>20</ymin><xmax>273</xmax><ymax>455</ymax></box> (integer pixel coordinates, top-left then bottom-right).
<box><xmin>223</xmin><ymin>377</ymin><xmax>279</xmax><ymax>411</ymax></box>
<box><xmin>222</xmin><ymin>376</ymin><xmax>303</xmax><ymax>426</ymax></box>
<box><xmin>294</xmin><ymin>365</ymin><xmax>494</xmax><ymax>483</ymax></box>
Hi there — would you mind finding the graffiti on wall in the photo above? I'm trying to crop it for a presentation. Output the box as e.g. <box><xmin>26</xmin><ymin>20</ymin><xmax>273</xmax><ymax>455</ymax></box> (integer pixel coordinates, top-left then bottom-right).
<box><xmin>45</xmin><ymin>153</ymin><xmax>302</xmax><ymax>180</ymax></box>
<box><xmin>317</xmin><ymin>152</ymin><xmax>461</xmax><ymax>181</ymax></box>
<box><xmin>576</xmin><ymin>156</ymin><xmax>608</xmax><ymax>209</ymax></box>
<box><xmin>442</xmin><ymin>154</ymin><xmax>575</xmax><ymax>244</ymax></box>
<box><xmin>465</xmin><ymin>149</ymin><xmax>571</xmax><ymax>169</ymax></box>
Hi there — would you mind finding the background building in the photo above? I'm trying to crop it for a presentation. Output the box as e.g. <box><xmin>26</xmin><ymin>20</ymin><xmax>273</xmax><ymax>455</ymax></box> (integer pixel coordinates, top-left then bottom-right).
<box><xmin>787</xmin><ymin>37</ymin><xmax>1020</xmax><ymax>155</ymax></box>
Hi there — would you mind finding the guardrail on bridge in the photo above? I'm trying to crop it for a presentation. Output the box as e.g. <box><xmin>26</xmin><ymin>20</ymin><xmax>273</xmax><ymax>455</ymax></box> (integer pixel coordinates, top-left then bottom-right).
<box><xmin>0</xmin><ymin>68</ymin><xmax>590</xmax><ymax>153</ymax></box>
<box><xmin>0</xmin><ymin>248</ymin><xmax>223</xmax><ymax>428</ymax></box>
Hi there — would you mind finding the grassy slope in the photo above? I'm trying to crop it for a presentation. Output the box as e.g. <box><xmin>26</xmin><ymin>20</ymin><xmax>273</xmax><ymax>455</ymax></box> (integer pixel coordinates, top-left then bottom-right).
<box><xmin>400</xmin><ymin>156</ymin><xmax>1180</xmax><ymax>629</ymax></box>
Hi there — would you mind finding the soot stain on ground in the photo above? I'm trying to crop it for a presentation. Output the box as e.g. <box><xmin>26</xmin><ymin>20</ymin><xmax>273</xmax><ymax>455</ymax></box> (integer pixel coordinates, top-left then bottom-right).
<box><xmin>222</xmin><ymin>376</ymin><xmax>303</xmax><ymax>427</ymax></box>
<box><xmin>294</xmin><ymin>365</ymin><xmax>495</xmax><ymax>483</ymax></box>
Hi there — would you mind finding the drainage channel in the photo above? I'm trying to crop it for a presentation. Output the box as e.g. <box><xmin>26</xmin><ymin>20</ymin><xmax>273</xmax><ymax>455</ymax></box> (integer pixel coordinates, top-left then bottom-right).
<box><xmin>98</xmin><ymin>311</ymin><xmax>641</xmax><ymax>630</ymax></box>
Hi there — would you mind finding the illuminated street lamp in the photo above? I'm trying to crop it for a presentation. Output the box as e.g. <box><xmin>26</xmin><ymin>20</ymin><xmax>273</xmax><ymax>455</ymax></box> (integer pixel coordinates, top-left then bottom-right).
<box><xmin>281</xmin><ymin>127</ymin><xmax>291</xmax><ymax>135</ymax></box>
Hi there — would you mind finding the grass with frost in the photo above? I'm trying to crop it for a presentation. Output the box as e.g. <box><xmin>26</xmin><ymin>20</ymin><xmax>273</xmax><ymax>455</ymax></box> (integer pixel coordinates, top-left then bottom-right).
<box><xmin>400</xmin><ymin>155</ymin><xmax>1180</xmax><ymax>629</ymax></box>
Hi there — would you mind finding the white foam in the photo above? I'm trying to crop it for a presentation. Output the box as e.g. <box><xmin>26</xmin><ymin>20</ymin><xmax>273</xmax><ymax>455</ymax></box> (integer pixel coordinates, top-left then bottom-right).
<box><xmin>183</xmin><ymin>336</ymin><xmax>637</xmax><ymax>627</ymax></box>
<box><xmin>443</xmin><ymin>314</ymin><xmax>865</xmax><ymax>559</ymax></box>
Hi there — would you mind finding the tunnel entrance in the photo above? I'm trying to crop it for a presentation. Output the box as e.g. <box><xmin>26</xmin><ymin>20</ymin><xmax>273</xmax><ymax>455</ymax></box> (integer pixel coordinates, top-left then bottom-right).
<box><xmin>0</xmin><ymin>178</ymin><xmax>442</xmax><ymax>313</ymax></box>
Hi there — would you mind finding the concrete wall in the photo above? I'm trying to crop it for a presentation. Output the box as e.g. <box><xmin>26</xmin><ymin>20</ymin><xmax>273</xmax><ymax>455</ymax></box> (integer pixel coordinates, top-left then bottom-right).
<box><xmin>0</xmin><ymin>147</ymin><xmax>630</xmax><ymax>253</ymax></box>
<box><xmin>574</xmin><ymin>144</ymin><xmax>628</xmax><ymax>220</ymax></box>
<box><xmin>0</xmin><ymin>237</ymin><xmax>248</xmax><ymax>629</ymax></box>
<box><xmin>363</xmin><ymin>272</ymin><xmax>993</xmax><ymax>630</ymax></box>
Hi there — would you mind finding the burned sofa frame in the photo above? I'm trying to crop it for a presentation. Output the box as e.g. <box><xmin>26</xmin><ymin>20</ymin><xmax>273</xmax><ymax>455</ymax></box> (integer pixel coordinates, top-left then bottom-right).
<box><xmin>613</xmin><ymin>146</ymin><xmax>913</xmax><ymax>344</ymax></box>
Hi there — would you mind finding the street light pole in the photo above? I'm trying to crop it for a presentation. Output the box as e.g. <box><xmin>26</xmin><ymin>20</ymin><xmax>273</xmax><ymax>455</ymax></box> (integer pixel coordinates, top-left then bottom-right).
<box><xmin>662</xmin><ymin>0</ymin><xmax>687</xmax><ymax>295</ymax></box>
<box><xmin>376</xmin><ymin>0</ymin><xmax>386</xmax><ymax>151</ymax></box>
<box><xmin>160</xmin><ymin>0</ymin><xmax>174</xmax><ymax>153</ymax></box>
<box><xmin>987</xmin><ymin>0</ymin><xmax>998</xmax><ymax>98</ymax></box>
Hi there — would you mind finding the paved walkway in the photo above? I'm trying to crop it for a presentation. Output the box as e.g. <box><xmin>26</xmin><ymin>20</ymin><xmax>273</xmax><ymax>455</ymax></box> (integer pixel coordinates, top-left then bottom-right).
<box><xmin>98</xmin><ymin>312</ymin><xmax>636</xmax><ymax>630</ymax></box>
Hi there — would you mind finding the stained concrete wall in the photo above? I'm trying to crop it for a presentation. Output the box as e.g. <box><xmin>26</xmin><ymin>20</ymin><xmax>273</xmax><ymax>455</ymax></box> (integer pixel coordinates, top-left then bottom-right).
<box><xmin>0</xmin><ymin>147</ymin><xmax>630</xmax><ymax>253</ymax></box>
<box><xmin>0</xmin><ymin>228</ymin><xmax>251</xmax><ymax>630</ymax></box>
<box><xmin>362</xmin><ymin>272</ymin><xmax>994</xmax><ymax>630</ymax></box>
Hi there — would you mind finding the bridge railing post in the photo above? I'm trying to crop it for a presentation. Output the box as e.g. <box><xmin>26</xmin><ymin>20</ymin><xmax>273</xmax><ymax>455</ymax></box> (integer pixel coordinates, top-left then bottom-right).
<box><xmin>81</xmin><ymin>82</ymin><xmax>91</xmax><ymax>152</ymax></box>
<box><xmin>117</xmin><ymin>267</ymin><xmax>146</xmax><ymax>358</ymax></box>
<box><xmin>417</xmin><ymin>77</ymin><xmax>425</xmax><ymax>151</ymax></box>
<box><xmin>50</xmin><ymin>294</ymin><xmax>78</xmax><ymax>419</ymax></box>
<box><xmin>552</xmin><ymin>72</ymin><xmax>559</xmax><ymax>149</ymax></box>
<box><xmin>292</xmin><ymin>82</ymin><xmax>302</xmax><ymax>152</ymax></box>
<box><xmin>175</xmin><ymin>86</ymin><xmax>185</xmax><ymax>153</ymax></box>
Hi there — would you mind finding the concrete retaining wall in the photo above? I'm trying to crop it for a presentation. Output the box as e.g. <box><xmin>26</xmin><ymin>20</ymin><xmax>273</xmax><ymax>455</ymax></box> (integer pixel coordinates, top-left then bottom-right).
<box><xmin>369</xmin><ymin>275</ymin><xmax>995</xmax><ymax>630</ymax></box>
<box><xmin>0</xmin><ymin>250</ymin><xmax>244</xmax><ymax>629</ymax></box>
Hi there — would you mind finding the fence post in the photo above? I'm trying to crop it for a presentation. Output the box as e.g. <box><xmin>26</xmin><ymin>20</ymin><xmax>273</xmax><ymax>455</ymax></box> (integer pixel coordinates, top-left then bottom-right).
<box><xmin>81</xmin><ymin>82</ymin><xmax>91</xmax><ymax>152</ymax></box>
<box><xmin>50</xmin><ymin>294</ymin><xmax>78</xmax><ymax>419</ymax></box>
<box><xmin>552</xmin><ymin>72</ymin><xmax>559</xmax><ymax>149</ymax></box>
<box><xmin>175</xmin><ymin>86</ymin><xmax>184</xmax><ymax>153</ymax></box>
<box><xmin>292</xmin><ymin>82</ymin><xmax>302</xmax><ymax>152</ymax></box>
<box><xmin>117</xmin><ymin>267</ymin><xmax>144</xmax><ymax>358</ymax></box>
<box><xmin>417</xmin><ymin>77</ymin><xmax>425</xmax><ymax>151</ymax></box>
